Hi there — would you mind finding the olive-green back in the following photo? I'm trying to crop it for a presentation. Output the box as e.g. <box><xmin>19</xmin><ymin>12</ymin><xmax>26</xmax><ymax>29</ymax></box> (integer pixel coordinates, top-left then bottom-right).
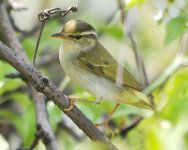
<box><xmin>76</xmin><ymin>41</ymin><xmax>142</xmax><ymax>91</ymax></box>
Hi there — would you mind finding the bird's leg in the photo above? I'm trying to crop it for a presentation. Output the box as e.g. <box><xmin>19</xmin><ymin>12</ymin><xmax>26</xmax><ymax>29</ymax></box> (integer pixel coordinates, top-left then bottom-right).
<box><xmin>64</xmin><ymin>96</ymin><xmax>103</xmax><ymax>111</ymax></box>
<box><xmin>95</xmin><ymin>103</ymin><xmax>120</xmax><ymax>127</ymax></box>
<box><xmin>64</xmin><ymin>97</ymin><xmax>77</xmax><ymax>111</ymax></box>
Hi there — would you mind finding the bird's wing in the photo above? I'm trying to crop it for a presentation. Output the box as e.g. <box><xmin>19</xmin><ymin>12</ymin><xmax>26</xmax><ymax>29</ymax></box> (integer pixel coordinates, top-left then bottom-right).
<box><xmin>76</xmin><ymin>42</ymin><xmax>142</xmax><ymax>91</ymax></box>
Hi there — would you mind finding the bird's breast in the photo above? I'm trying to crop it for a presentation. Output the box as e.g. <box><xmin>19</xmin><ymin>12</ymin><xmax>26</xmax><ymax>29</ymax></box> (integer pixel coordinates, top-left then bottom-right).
<box><xmin>59</xmin><ymin>45</ymin><xmax>119</xmax><ymax>100</ymax></box>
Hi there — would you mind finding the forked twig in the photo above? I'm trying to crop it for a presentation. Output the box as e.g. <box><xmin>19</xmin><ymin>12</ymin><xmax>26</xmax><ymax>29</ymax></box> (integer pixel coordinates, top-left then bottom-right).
<box><xmin>33</xmin><ymin>5</ymin><xmax>78</xmax><ymax>66</ymax></box>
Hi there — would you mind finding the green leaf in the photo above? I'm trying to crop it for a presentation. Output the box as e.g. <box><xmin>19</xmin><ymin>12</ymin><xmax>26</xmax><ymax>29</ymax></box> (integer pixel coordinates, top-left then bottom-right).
<box><xmin>165</xmin><ymin>17</ymin><xmax>187</xmax><ymax>44</ymax></box>
<box><xmin>0</xmin><ymin>79</ymin><xmax>24</xmax><ymax>95</ymax></box>
<box><xmin>48</xmin><ymin>102</ymin><xmax>62</xmax><ymax>130</ymax></box>
<box><xmin>22</xmin><ymin>102</ymin><xmax>35</xmax><ymax>147</ymax></box>
<box><xmin>0</xmin><ymin>109</ymin><xmax>22</xmax><ymax>132</ymax></box>
<box><xmin>102</xmin><ymin>24</ymin><xmax>124</xmax><ymax>40</ymax></box>
<box><xmin>126</xmin><ymin>0</ymin><xmax>145</xmax><ymax>10</ymax></box>
<box><xmin>8</xmin><ymin>93</ymin><xmax>31</xmax><ymax>108</ymax></box>
<box><xmin>22</xmin><ymin>20</ymin><xmax>61</xmax><ymax>60</ymax></box>
<box><xmin>22</xmin><ymin>38</ymin><xmax>36</xmax><ymax>60</ymax></box>
<box><xmin>0</xmin><ymin>61</ymin><xmax>17</xmax><ymax>81</ymax></box>
<box><xmin>0</xmin><ymin>100</ymin><xmax>35</xmax><ymax>147</ymax></box>
<box><xmin>41</xmin><ymin>20</ymin><xmax>62</xmax><ymax>49</ymax></box>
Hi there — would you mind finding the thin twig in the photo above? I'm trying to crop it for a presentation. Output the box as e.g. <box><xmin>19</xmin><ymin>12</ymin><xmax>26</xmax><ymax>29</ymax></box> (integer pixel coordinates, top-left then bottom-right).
<box><xmin>115</xmin><ymin>0</ymin><xmax>152</xmax><ymax>134</ymax></box>
<box><xmin>119</xmin><ymin>116</ymin><xmax>143</xmax><ymax>137</ymax></box>
<box><xmin>33</xmin><ymin>20</ymin><xmax>46</xmax><ymax>66</ymax></box>
<box><xmin>9</xmin><ymin>15</ymin><xmax>29</xmax><ymax>33</ymax></box>
<box><xmin>33</xmin><ymin>6</ymin><xmax>78</xmax><ymax>66</ymax></box>
<box><xmin>116</xmin><ymin>0</ymin><xmax>149</xmax><ymax>88</ymax></box>
<box><xmin>17</xmin><ymin>124</ymin><xmax>49</xmax><ymax>150</ymax></box>
<box><xmin>19</xmin><ymin>24</ymin><xmax>41</xmax><ymax>41</ymax></box>
<box><xmin>4</xmin><ymin>72</ymin><xmax>23</xmax><ymax>79</ymax></box>
<box><xmin>29</xmin><ymin>125</ymin><xmax>46</xmax><ymax>150</ymax></box>
<box><xmin>128</xmin><ymin>33</ymin><xmax>149</xmax><ymax>87</ymax></box>
<box><xmin>116</xmin><ymin>0</ymin><xmax>125</xmax><ymax>23</ymax></box>
<box><xmin>116</xmin><ymin>0</ymin><xmax>154</xmax><ymax>106</ymax></box>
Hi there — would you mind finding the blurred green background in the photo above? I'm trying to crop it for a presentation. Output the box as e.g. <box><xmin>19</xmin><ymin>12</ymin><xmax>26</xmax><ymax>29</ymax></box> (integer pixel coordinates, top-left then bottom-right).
<box><xmin>0</xmin><ymin>0</ymin><xmax>188</xmax><ymax>150</ymax></box>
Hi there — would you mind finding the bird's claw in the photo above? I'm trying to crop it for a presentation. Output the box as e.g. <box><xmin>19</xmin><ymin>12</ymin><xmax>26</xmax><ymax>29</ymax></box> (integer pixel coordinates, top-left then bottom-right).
<box><xmin>64</xmin><ymin>97</ymin><xmax>76</xmax><ymax>111</ymax></box>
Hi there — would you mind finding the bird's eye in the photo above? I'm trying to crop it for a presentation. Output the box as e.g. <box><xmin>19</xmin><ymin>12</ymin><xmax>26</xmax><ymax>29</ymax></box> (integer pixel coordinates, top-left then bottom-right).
<box><xmin>74</xmin><ymin>35</ymin><xmax>82</xmax><ymax>39</ymax></box>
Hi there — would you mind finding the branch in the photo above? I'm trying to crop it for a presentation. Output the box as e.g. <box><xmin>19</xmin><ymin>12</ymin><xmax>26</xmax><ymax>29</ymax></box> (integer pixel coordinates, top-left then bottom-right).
<box><xmin>0</xmin><ymin>3</ymin><xmax>28</xmax><ymax>62</ymax></box>
<box><xmin>116</xmin><ymin>0</ymin><xmax>149</xmax><ymax>88</ymax></box>
<box><xmin>0</xmin><ymin>3</ymin><xmax>59</xmax><ymax>150</ymax></box>
<box><xmin>0</xmin><ymin>3</ymin><xmax>117</xmax><ymax>149</ymax></box>
<box><xmin>119</xmin><ymin>116</ymin><xmax>143</xmax><ymax>137</ymax></box>
<box><xmin>115</xmin><ymin>0</ymin><xmax>154</xmax><ymax>106</ymax></box>
<box><xmin>0</xmin><ymin>41</ymin><xmax>117</xmax><ymax>150</ymax></box>
<box><xmin>32</xmin><ymin>90</ymin><xmax>58</xmax><ymax>150</ymax></box>
<box><xmin>56</xmin><ymin>120</ymin><xmax>82</xmax><ymax>140</ymax></box>
<box><xmin>4</xmin><ymin>72</ymin><xmax>23</xmax><ymax>79</ymax></box>
<box><xmin>19</xmin><ymin>24</ymin><xmax>41</xmax><ymax>41</ymax></box>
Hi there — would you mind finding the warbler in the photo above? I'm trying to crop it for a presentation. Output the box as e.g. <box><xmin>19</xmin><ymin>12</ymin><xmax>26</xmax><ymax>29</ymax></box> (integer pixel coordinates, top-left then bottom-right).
<box><xmin>51</xmin><ymin>20</ymin><xmax>154</xmax><ymax>110</ymax></box>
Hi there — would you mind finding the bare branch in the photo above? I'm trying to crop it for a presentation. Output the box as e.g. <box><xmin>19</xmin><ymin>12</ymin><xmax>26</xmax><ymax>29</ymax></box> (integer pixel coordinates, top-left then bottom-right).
<box><xmin>0</xmin><ymin>3</ymin><xmax>58</xmax><ymax>150</ymax></box>
<box><xmin>0</xmin><ymin>41</ymin><xmax>117</xmax><ymax>150</ymax></box>
<box><xmin>116</xmin><ymin>0</ymin><xmax>125</xmax><ymax>23</ymax></box>
<box><xmin>32</xmin><ymin>90</ymin><xmax>58</xmax><ymax>150</ymax></box>
<box><xmin>17</xmin><ymin>124</ymin><xmax>50</xmax><ymax>150</ymax></box>
<box><xmin>0</xmin><ymin>3</ymin><xmax>29</xmax><ymax>62</ymax></box>
<box><xmin>0</xmin><ymin>3</ymin><xmax>117</xmax><ymax>149</ymax></box>
<box><xmin>19</xmin><ymin>24</ymin><xmax>41</xmax><ymax>40</ymax></box>
<box><xmin>0</xmin><ymin>4</ymin><xmax>57</xmax><ymax>150</ymax></box>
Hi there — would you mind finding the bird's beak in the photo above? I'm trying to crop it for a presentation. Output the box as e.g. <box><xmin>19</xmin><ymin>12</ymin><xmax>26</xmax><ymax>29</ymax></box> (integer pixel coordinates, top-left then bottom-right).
<box><xmin>51</xmin><ymin>32</ymin><xmax>66</xmax><ymax>39</ymax></box>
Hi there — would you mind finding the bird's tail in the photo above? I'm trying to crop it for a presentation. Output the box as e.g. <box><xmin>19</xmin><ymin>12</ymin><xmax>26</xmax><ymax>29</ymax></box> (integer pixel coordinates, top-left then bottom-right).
<box><xmin>119</xmin><ymin>89</ymin><xmax>155</xmax><ymax>110</ymax></box>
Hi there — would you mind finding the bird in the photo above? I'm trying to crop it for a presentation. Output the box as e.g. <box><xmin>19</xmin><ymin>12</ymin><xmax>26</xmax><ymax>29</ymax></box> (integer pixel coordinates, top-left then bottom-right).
<box><xmin>51</xmin><ymin>20</ymin><xmax>154</xmax><ymax>114</ymax></box>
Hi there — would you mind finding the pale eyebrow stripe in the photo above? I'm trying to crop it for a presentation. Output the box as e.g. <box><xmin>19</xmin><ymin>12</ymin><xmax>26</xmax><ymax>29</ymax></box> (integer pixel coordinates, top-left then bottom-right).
<box><xmin>79</xmin><ymin>31</ymin><xmax>97</xmax><ymax>37</ymax></box>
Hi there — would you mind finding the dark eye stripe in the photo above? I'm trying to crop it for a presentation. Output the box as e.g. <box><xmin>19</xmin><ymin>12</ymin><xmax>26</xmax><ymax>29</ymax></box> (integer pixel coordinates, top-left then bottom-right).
<box><xmin>74</xmin><ymin>35</ymin><xmax>82</xmax><ymax>39</ymax></box>
<box><xmin>69</xmin><ymin>35</ymin><xmax>82</xmax><ymax>39</ymax></box>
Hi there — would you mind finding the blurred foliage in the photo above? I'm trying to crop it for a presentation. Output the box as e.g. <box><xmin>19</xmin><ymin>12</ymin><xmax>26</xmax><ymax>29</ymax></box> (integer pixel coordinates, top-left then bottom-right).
<box><xmin>0</xmin><ymin>0</ymin><xmax>188</xmax><ymax>150</ymax></box>
<box><xmin>126</xmin><ymin>0</ymin><xmax>145</xmax><ymax>10</ymax></box>
<box><xmin>165</xmin><ymin>16</ymin><xmax>187</xmax><ymax>44</ymax></box>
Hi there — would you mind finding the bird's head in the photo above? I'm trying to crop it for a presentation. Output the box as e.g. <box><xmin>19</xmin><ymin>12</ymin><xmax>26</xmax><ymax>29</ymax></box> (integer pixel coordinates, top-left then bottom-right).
<box><xmin>51</xmin><ymin>20</ymin><xmax>97</xmax><ymax>53</ymax></box>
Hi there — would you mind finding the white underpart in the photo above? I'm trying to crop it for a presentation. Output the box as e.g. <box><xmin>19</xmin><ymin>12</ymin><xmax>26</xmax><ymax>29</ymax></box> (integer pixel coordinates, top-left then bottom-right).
<box><xmin>59</xmin><ymin>44</ymin><xmax>119</xmax><ymax>102</ymax></box>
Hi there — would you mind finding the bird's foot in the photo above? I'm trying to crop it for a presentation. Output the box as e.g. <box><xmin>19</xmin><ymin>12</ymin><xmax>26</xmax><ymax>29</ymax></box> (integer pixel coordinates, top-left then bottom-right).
<box><xmin>64</xmin><ymin>97</ymin><xmax>77</xmax><ymax>111</ymax></box>
<box><xmin>95</xmin><ymin>119</ymin><xmax>109</xmax><ymax>127</ymax></box>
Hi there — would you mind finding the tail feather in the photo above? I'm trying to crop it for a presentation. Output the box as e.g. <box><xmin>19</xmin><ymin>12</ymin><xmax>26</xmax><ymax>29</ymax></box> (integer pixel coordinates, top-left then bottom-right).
<box><xmin>118</xmin><ymin>89</ymin><xmax>155</xmax><ymax>110</ymax></box>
